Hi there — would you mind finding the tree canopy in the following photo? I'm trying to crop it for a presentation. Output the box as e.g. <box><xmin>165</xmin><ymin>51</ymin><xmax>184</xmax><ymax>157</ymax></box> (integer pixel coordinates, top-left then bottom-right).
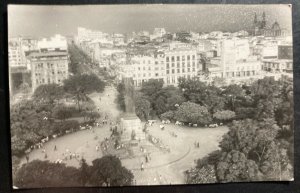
<box><xmin>174</xmin><ymin>102</ymin><xmax>211</xmax><ymax>125</ymax></box>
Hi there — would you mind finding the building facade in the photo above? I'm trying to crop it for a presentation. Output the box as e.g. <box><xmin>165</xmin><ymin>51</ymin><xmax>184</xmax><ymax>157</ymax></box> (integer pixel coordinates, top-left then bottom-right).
<box><xmin>28</xmin><ymin>51</ymin><xmax>69</xmax><ymax>91</ymax></box>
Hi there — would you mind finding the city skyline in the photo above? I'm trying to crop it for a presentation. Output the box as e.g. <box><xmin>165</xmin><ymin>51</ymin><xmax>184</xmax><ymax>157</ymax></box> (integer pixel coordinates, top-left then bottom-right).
<box><xmin>8</xmin><ymin>4</ymin><xmax>292</xmax><ymax>38</ymax></box>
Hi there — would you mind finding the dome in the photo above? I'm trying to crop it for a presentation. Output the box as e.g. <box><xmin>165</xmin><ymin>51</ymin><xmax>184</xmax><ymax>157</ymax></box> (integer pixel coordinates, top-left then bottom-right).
<box><xmin>272</xmin><ymin>21</ymin><xmax>281</xmax><ymax>30</ymax></box>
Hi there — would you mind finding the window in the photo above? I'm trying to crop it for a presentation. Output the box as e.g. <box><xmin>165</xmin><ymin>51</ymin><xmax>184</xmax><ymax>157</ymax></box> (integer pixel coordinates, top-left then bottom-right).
<box><xmin>148</xmin><ymin>67</ymin><xmax>151</xmax><ymax>70</ymax></box>
<box><xmin>177</xmin><ymin>63</ymin><xmax>180</xmax><ymax>68</ymax></box>
<box><xmin>167</xmin><ymin>70</ymin><xmax>169</xmax><ymax>74</ymax></box>
<box><xmin>172</xmin><ymin>63</ymin><xmax>175</xmax><ymax>67</ymax></box>
<box><xmin>177</xmin><ymin>69</ymin><xmax>180</xmax><ymax>73</ymax></box>
<box><xmin>177</xmin><ymin>56</ymin><xmax>180</xmax><ymax>61</ymax></box>
<box><xmin>166</xmin><ymin>57</ymin><xmax>169</xmax><ymax>62</ymax></box>
<box><xmin>138</xmin><ymin>67</ymin><xmax>140</xmax><ymax>70</ymax></box>
<box><xmin>192</xmin><ymin>62</ymin><xmax>195</xmax><ymax>67</ymax></box>
<box><xmin>182</xmin><ymin>56</ymin><xmax>185</xmax><ymax>60</ymax></box>
<box><xmin>155</xmin><ymin>73</ymin><xmax>159</xmax><ymax>77</ymax></box>
<box><xmin>187</xmin><ymin>68</ymin><xmax>190</xmax><ymax>72</ymax></box>
<box><xmin>192</xmin><ymin>55</ymin><xmax>195</xmax><ymax>60</ymax></box>
<box><xmin>182</xmin><ymin>62</ymin><xmax>185</xmax><ymax>67</ymax></box>
<box><xmin>187</xmin><ymin>55</ymin><xmax>190</xmax><ymax>60</ymax></box>
<box><xmin>166</xmin><ymin>63</ymin><xmax>170</xmax><ymax>68</ymax></box>
<box><xmin>182</xmin><ymin>69</ymin><xmax>185</xmax><ymax>73</ymax></box>
<box><xmin>187</xmin><ymin>62</ymin><xmax>190</xmax><ymax>67</ymax></box>
<box><xmin>171</xmin><ymin>56</ymin><xmax>175</xmax><ymax>62</ymax></box>
<box><xmin>192</xmin><ymin>68</ymin><xmax>195</xmax><ymax>72</ymax></box>
<box><xmin>172</xmin><ymin>69</ymin><xmax>175</xmax><ymax>74</ymax></box>
<box><xmin>155</xmin><ymin>61</ymin><xmax>158</xmax><ymax>65</ymax></box>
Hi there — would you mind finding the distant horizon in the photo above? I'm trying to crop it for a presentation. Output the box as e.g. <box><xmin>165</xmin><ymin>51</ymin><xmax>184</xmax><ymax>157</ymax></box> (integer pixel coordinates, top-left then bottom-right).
<box><xmin>8</xmin><ymin>4</ymin><xmax>292</xmax><ymax>38</ymax></box>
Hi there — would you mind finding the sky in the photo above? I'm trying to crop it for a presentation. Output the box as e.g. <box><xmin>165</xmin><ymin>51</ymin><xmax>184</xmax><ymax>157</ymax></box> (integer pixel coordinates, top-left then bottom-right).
<box><xmin>8</xmin><ymin>4</ymin><xmax>292</xmax><ymax>38</ymax></box>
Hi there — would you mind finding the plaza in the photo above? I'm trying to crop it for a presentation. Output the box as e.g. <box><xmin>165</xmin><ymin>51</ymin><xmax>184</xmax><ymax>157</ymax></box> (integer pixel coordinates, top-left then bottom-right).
<box><xmin>19</xmin><ymin>86</ymin><xmax>228</xmax><ymax>185</ymax></box>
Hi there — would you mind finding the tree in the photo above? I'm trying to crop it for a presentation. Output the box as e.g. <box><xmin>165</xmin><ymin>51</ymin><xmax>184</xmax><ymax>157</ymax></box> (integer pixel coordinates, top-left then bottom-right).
<box><xmin>213</xmin><ymin>110</ymin><xmax>236</xmax><ymax>122</ymax></box>
<box><xmin>174</xmin><ymin>102</ymin><xmax>212</xmax><ymax>125</ymax></box>
<box><xmin>250</xmin><ymin>77</ymin><xmax>281</xmax><ymax>100</ymax></box>
<box><xmin>52</xmin><ymin>106</ymin><xmax>73</xmax><ymax>121</ymax></box>
<box><xmin>33</xmin><ymin>84</ymin><xmax>64</xmax><ymax>104</ymax></box>
<box><xmin>79</xmin><ymin>158</ymin><xmax>90</xmax><ymax>186</ymax></box>
<box><xmin>140</xmin><ymin>79</ymin><xmax>164</xmax><ymax>102</ymax></box>
<box><xmin>186</xmin><ymin>165</ymin><xmax>217</xmax><ymax>184</ymax></box>
<box><xmin>88</xmin><ymin>156</ymin><xmax>134</xmax><ymax>186</ymax></box>
<box><xmin>63</xmin><ymin>74</ymin><xmax>105</xmax><ymax>111</ymax></box>
<box><xmin>160</xmin><ymin>110</ymin><xmax>175</xmax><ymax>121</ymax></box>
<box><xmin>223</xmin><ymin>84</ymin><xmax>245</xmax><ymax>111</ymax></box>
<box><xmin>14</xmin><ymin>160</ymin><xmax>80</xmax><ymax>188</ymax></box>
<box><xmin>178</xmin><ymin>77</ymin><xmax>207</xmax><ymax>104</ymax></box>
<box><xmin>216</xmin><ymin>150</ymin><xmax>260</xmax><ymax>182</ymax></box>
<box><xmin>135</xmin><ymin>94</ymin><xmax>151</xmax><ymax>121</ymax></box>
<box><xmin>212</xmin><ymin>77</ymin><xmax>227</xmax><ymax>87</ymax></box>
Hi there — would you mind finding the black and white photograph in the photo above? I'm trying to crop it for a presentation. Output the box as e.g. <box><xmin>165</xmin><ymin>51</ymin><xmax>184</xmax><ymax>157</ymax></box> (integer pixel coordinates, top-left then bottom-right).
<box><xmin>8</xmin><ymin>4</ymin><xmax>294</xmax><ymax>188</ymax></box>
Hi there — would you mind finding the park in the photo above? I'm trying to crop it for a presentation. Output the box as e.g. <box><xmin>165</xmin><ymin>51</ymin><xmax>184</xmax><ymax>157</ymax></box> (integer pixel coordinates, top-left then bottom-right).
<box><xmin>16</xmin><ymin>85</ymin><xmax>228</xmax><ymax>185</ymax></box>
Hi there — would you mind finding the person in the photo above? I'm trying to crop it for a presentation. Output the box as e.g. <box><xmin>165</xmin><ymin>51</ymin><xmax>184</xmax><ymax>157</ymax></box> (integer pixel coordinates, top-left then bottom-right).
<box><xmin>44</xmin><ymin>153</ymin><xmax>48</xmax><ymax>159</ymax></box>
<box><xmin>145</xmin><ymin>155</ymin><xmax>148</xmax><ymax>163</ymax></box>
<box><xmin>25</xmin><ymin>155</ymin><xmax>29</xmax><ymax>163</ymax></box>
<box><xmin>54</xmin><ymin>145</ymin><xmax>57</xmax><ymax>151</ymax></box>
<box><xmin>141</xmin><ymin>162</ymin><xmax>144</xmax><ymax>171</ymax></box>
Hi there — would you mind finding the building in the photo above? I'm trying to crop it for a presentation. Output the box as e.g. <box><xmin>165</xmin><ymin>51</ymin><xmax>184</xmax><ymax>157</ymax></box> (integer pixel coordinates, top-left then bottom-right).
<box><xmin>28</xmin><ymin>51</ymin><xmax>69</xmax><ymax>92</ymax></box>
<box><xmin>8</xmin><ymin>37</ymin><xmax>38</xmax><ymax>95</ymax></box>
<box><xmin>252</xmin><ymin>12</ymin><xmax>288</xmax><ymax>37</ymax></box>
<box><xmin>121</xmin><ymin>45</ymin><xmax>199</xmax><ymax>87</ymax></box>
<box><xmin>278</xmin><ymin>44</ymin><xmax>293</xmax><ymax>60</ymax></box>
<box><xmin>37</xmin><ymin>34</ymin><xmax>67</xmax><ymax>51</ymax></box>
<box><xmin>126</xmin><ymin>52</ymin><xmax>165</xmax><ymax>87</ymax></box>
<box><xmin>165</xmin><ymin>49</ymin><xmax>199</xmax><ymax>86</ymax></box>
<box><xmin>77</xmin><ymin>27</ymin><xmax>108</xmax><ymax>42</ymax></box>
<box><xmin>252</xmin><ymin>40</ymin><xmax>278</xmax><ymax>60</ymax></box>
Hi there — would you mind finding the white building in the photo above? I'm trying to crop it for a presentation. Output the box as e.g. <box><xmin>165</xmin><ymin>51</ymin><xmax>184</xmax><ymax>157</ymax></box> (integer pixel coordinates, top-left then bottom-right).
<box><xmin>37</xmin><ymin>34</ymin><xmax>67</xmax><ymax>51</ymax></box>
<box><xmin>164</xmin><ymin>49</ymin><xmax>199</xmax><ymax>86</ymax></box>
<box><xmin>77</xmin><ymin>27</ymin><xmax>108</xmax><ymax>42</ymax></box>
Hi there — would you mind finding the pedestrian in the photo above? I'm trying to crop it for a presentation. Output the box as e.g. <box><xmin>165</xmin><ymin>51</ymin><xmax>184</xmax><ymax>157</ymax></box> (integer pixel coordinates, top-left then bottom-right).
<box><xmin>141</xmin><ymin>162</ymin><xmax>144</xmax><ymax>171</ymax></box>
<box><xmin>25</xmin><ymin>155</ymin><xmax>29</xmax><ymax>163</ymax></box>
<box><xmin>44</xmin><ymin>153</ymin><xmax>48</xmax><ymax>159</ymax></box>
<box><xmin>145</xmin><ymin>155</ymin><xmax>148</xmax><ymax>163</ymax></box>
<box><xmin>54</xmin><ymin>145</ymin><xmax>57</xmax><ymax>151</ymax></box>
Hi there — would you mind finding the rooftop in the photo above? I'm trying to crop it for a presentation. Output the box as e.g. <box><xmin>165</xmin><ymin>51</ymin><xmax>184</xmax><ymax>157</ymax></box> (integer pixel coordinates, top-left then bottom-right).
<box><xmin>28</xmin><ymin>51</ymin><xmax>68</xmax><ymax>58</ymax></box>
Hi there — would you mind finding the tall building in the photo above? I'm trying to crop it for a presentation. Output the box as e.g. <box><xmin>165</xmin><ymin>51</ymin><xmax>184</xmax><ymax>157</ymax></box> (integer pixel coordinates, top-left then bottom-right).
<box><xmin>165</xmin><ymin>49</ymin><xmax>199</xmax><ymax>86</ymax></box>
<box><xmin>28</xmin><ymin>51</ymin><xmax>69</xmax><ymax>92</ymax></box>
<box><xmin>8</xmin><ymin>37</ymin><xmax>37</xmax><ymax>95</ymax></box>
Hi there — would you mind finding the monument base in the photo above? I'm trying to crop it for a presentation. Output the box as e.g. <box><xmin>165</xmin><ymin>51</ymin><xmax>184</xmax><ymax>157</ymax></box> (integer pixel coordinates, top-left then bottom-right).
<box><xmin>120</xmin><ymin>113</ymin><xmax>145</xmax><ymax>142</ymax></box>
